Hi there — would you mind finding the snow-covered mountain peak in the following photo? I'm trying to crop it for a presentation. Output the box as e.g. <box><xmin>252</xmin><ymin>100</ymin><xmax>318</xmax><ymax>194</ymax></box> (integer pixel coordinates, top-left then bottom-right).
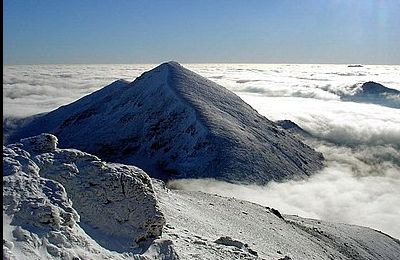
<box><xmin>159</xmin><ymin>60</ymin><xmax>182</xmax><ymax>67</ymax></box>
<box><xmin>7</xmin><ymin>63</ymin><xmax>324</xmax><ymax>184</ymax></box>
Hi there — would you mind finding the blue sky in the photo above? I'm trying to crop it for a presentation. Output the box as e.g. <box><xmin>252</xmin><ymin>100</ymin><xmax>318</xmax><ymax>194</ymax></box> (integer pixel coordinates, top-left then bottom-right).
<box><xmin>3</xmin><ymin>0</ymin><xmax>400</xmax><ymax>65</ymax></box>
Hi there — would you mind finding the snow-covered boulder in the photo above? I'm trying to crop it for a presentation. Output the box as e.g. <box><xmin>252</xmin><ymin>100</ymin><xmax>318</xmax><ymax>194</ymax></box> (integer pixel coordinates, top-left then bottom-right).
<box><xmin>19</xmin><ymin>133</ymin><xmax>58</xmax><ymax>153</ymax></box>
<box><xmin>3</xmin><ymin>145</ymin><xmax>79</xmax><ymax>233</ymax></box>
<box><xmin>7</xmin><ymin>62</ymin><xmax>324</xmax><ymax>184</ymax></box>
<box><xmin>3</xmin><ymin>134</ymin><xmax>170</xmax><ymax>259</ymax></box>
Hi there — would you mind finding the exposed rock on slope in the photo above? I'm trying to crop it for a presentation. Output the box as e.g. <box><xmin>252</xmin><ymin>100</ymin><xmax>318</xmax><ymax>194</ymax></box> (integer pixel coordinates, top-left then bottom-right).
<box><xmin>276</xmin><ymin>119</ymin><xmax>312</xmax><ymax>140</ymax></box>
<box><xmin>3</xmin><ymin>134</ymin><xmax>172</xmax><ymax>259</ymax></box>
<box><xmin>7</xmin><ymin>62</ymin><xmax>324</xmax><ymax>184</ymax></box>
<box><xmin>341</xmin><ymin>81</ymin><xmax>400</xmax><ymax>108</ymax></box>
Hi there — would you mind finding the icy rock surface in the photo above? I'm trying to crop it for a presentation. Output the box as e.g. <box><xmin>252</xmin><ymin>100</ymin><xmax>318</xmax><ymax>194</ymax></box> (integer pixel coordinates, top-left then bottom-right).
<box><xmin>8</xmin><ymin>62</ymin><xmax>324</xmax><ymax>184</ymax></box>
<box><xmin>3</xmin><ymin>134</ymin><xmax>172</xmax><ymax>259</ymax></box>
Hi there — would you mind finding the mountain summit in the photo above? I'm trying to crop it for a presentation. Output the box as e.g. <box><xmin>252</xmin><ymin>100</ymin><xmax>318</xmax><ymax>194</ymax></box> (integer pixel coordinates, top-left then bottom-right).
<box><xmin>8</xmin><ymin>61</ymin><xmax>324</xmax><ymax>184</ymax></box>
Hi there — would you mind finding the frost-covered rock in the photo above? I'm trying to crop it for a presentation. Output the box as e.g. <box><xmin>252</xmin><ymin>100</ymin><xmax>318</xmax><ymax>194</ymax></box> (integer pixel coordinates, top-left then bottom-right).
<box><xmin>3</xmin><ymin>143</ymin><xmax>82</xmax><ymax>259</ymax></box>
<box><xmin>7</xmin><ymin>62</ymin><xmax>324</xmax><ymax>184</ymax></box>
<box><xmin>3</xmin><ymin>134</ymin><xmax>172</xmax><ymax>259</ymax></box>
<box><xmin>20</xmin><ymin>133</ymin><xmax>58</xmax><ymax>153</ymax></box>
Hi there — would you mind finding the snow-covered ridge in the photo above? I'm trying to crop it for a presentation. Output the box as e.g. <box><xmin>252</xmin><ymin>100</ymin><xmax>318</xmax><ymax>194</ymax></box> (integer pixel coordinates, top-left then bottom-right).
<box><xmin>6</xmin><ymin>61</ymin><xmax>324</xmax><ymax>184</ymax></box>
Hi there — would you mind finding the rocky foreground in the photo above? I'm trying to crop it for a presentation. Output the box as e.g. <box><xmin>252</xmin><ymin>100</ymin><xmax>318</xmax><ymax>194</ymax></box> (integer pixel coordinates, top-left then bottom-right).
<box><xmin>3</xmin><ymin>134</ymin><xmax>400</xmax><ymax>260</ymax></box>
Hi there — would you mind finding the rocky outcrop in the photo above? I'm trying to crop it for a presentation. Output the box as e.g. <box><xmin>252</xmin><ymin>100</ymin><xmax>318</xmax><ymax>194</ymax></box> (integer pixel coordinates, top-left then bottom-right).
<box><xmin>3</xmin><ymin>134</ymin><xmax>171</xmax><ymax>259</ymax></box>
<box><xmin>7</xmin><ymin>62</ymin><xmax>324</xmax><ymax>184</ymax></box>
<box><xmin>276</xmin><ymin>120</ymin><xmax>312</xmax><ymax>140</ymax></box>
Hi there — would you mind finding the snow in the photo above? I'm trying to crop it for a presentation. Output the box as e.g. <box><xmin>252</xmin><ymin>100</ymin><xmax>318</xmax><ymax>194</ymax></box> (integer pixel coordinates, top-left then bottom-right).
<box><xmin>6</xmin><ymin>62</ymin><xmax>324</xmax><ymax>184</ymax></box>
<box><xmin>3</xmin><ymin>134</ymin><xmax>400</xmax><ymax>259</ymax></box>
<box><xmin>155</xmin><ymin>181</ymin><xmax>400</xmax><ymax>260</ymax></box>
<box><xmin>3</xmin><ymin>134</ymin><xmax>176</xmax><ymax>260</ymax></box>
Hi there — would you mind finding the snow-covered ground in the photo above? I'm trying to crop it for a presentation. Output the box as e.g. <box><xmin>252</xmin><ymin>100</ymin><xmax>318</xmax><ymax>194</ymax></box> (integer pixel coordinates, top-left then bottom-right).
<box><xmin>4</xmin><ymin>134</ymin><xmax>400</xmax><ymax>259</ymax></box>
<box><xmin>3</xmin><ymin>63</ymin><xmax>400</xmax><ymax>239</ymax></box>
<box><xmin>155</xmin><ymin>181</ymin><xmax>400</xmax><ymax>260</ymax></box>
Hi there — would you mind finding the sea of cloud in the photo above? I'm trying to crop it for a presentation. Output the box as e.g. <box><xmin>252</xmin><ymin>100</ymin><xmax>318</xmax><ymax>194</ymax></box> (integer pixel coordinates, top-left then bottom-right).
<box><xmin>3</xmin><ymin>63</ymin><xmax>400</xmax><ymax>238</ymax></box>
<box><xmin>3</xmin><ymin>64</ymin><xmax>153</xmax><ymax>117</ymax></box>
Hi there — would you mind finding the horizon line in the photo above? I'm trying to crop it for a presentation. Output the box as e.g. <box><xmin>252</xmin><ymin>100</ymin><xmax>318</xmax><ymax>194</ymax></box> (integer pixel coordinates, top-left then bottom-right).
<box><xmin>4</xmin><ymin>62</ymin><xmax>400</xmax><ymax>66</ymax></box>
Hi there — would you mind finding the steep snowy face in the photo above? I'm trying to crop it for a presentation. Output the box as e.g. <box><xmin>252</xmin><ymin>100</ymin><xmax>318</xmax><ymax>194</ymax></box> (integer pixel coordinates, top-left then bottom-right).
<box><xmin>3</xmin><ymin>134</ymin><xmax>166</xmax><ymax>258</ymax></box>
<box><xmin>8</xmin><ymin>62</ymin><xmax>324</xmax><ymax>184</ymax></box>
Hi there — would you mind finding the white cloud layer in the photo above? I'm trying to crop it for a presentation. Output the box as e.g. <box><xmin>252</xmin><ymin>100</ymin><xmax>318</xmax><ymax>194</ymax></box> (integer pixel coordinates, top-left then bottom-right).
<box><xmin>3</xmin><ymin>64</ymin><xmax>154</xmax><ymax>117</ymax></box>
<box><xmin>3</xmin><ymin>63</ymin><xmax>400</xmax><ymax>238</ymax></box>
<box><xmin>238</xmin><ymin>95</ymin><xmax>400</xmax><ymax>147</ymax></box>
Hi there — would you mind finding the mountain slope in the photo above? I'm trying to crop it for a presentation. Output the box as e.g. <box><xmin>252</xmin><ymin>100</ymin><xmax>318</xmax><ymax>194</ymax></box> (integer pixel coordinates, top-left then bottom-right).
<box><xmin>7</xmin><ymin>62</ymin><xmax>324</xmax><ymax>184</ymax></box>
<box><xmin>155</xmin><ymin>181</ymin><xmax>400</xmax><ymax>260</ymax></box>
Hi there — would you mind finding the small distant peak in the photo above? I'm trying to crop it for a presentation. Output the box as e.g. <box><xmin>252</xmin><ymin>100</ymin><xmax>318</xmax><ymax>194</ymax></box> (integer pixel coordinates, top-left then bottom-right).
<box><xmin>348</xmin><ymin>64</ymin><xmax>363</xmax><ymax>68</ymax></box>
<box><xmin>359</xmin><ymin>81</ymin><xmax>399</xmax><ymax>95</ymax></box>
<box><xmin>363</xmin><ymin>81</ymin><xmax>380</xmax><ymax>85</ymax></box>
<box><xmin>361</xmin><ymin>81</ymin><xmax>385</xmax><ymax>91</ymax></box>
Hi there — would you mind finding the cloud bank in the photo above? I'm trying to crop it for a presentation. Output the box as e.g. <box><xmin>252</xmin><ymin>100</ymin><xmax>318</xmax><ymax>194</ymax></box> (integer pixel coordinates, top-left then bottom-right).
<box><xmin>3</xmin><ymin>63</ymin><xmax>400</xmax><ymax>117</ymax></box>
<box><xmin>168</xmin><ymin>142</ymin><xmax>400</xmax><ymax>238</ymax></box>
<box><xmin>3</xmin><ymin>64</ymin><xmax>153</xmax><ymax>117</ymax></box>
